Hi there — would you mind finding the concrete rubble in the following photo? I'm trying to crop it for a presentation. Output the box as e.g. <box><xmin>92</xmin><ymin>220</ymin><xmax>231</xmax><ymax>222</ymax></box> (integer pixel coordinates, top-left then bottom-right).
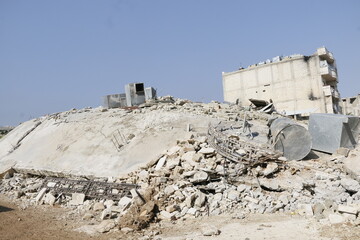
<box><xmin>1</xmin><ymin>97</ymin><xmax>360</xmax><ymax>237</ymax></box>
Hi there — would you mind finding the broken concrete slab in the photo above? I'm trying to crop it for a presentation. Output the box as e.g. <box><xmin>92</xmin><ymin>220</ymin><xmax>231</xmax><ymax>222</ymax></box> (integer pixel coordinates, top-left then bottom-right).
<box><xmin>155</xmin><ymin>156</ymin><xmax>167</xmax><ymax>171</ymax></box>
<box><xmin>35</xmin><ymin>188</ymin><xmax>47</xmax><ymax>204</ymax></box>
<box><xmin>93</xmin><ymin>202</ymin><xmax>105</xmax><ymax>211</ymax></box>
<box><xmin>201</xmin><ymin>225</ymin><xmax>221</xmax><ymax>236</ymax></box>
<box><xmin>340</xmin><ymin>178</ymin><xmax>360</xmax><ymax>193</ymax></box>
<box><xmin>190</xmin><ymin>171</ymin><xmax>209</xmax><ymax>183</ymax></box>
<box><xmin>44</xmin><ymin>193</ymin><xmax>56</xmax><ymax>206</ymax></box>
<box><xmin>337</xmin><ymin>205</ymin><xmax>358</xmax><ymax>215</ymax></box>
<box><xmin>328</xmin><ymin>214</ymin><xmax>346</xmax><ymax>224</ymax></box>
<box><xmin>0</xmin><ymin>110</ymin><xmax>216</xmax><ymax>178</ymax></box>
<box><xmin>69</xmin><ymin>193</ymin><xmax>85</xmax><ymax>206</ymax></box>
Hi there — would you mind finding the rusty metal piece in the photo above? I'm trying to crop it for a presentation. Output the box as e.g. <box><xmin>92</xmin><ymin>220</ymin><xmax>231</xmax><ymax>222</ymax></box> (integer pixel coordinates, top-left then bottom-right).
<box><xmin>208</xmin><ymin>123</ymin><xmax>282</xmax><ymax>167</ymax></box>
<box><xmin>41</xmin><ymin>177</ymin><xmax>138</xmax><ymax>200</ymax></box>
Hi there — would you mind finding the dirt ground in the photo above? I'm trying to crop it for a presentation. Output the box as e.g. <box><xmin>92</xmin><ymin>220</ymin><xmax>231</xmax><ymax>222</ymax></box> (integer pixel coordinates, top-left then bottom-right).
<box><xmin>0</xmin><ymin>195</ymin><xmax>126</xmax><ymax>240</ymax></box>
<box><xmin>2</xmin><ymin>195</ymin><xmax>360</xmax><ymax>240</ymax></box>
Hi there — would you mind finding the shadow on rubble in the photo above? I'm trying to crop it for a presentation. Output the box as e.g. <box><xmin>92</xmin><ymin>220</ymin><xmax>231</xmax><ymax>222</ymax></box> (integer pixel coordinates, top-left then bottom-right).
<box><xmin>302</xmin><ymin>150</ymin><xmax>320</xmax><ymax>161</ymax></box>
<box><xmin>0</xmin><ymin>205</ymin><xmax>13</xmax><ymax>213</ymax></box>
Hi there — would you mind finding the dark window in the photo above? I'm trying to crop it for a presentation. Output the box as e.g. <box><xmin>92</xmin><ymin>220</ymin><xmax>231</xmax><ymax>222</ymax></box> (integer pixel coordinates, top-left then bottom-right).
<box><xmin>135</xmin><ymin>83</ymin><xmax>144</xmax><ymax>92</ymax></box>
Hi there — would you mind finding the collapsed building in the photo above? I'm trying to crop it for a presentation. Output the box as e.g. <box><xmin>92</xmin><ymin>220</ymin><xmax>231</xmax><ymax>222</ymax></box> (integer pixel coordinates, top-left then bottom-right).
<box><xmin>102</xmin><ymin>83</ymin><xmax>157</xmax><ymax>109</ymax></box>
<box><xmin>341</xmin><ymin>94</ymin><xmax>360</xmax><ymax>116</ymax></box>
<box><xmin>222</xmin><ymin>47</ymin><xmax>341</xmax><ymax>117</ymax></box>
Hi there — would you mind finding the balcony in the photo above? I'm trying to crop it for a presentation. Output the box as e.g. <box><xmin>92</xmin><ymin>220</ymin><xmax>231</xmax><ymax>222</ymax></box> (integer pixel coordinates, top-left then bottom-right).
<box><xmin>320</xmin><ymin>63</ymin><xmax>337</xmax><ymax>81</ymax></box>
<box><xmin>323</xmin><ymin>85</ymin><xmax>340</xmax><ymax>99</ymax></box>
<box><xmin>317</xmin><ymin>47</ymin><xmax>335</xmax><ymax>64</ymax></box>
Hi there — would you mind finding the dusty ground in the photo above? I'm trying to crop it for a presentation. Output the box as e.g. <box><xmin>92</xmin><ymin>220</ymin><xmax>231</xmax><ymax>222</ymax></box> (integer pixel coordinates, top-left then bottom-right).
<box><xmin>2</xmin><ymin>194</ymin><xmax>360</xmax><ymax>240</ymax></box>
<box><xmin>0</xmin><ymin>195</ymin><xmax>128</xmax><ymax>240</ymax></box>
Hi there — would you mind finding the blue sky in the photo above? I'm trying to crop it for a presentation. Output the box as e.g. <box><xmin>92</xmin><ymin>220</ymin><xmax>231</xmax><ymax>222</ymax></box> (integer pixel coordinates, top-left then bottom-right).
<box><xmin>1</xmin><ymin>0</ymin><xmax>359</xmax><ymax>126</ymax></box>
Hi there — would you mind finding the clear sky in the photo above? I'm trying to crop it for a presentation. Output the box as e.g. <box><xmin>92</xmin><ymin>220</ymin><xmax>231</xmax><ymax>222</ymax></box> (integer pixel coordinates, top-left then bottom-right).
<box><xmin>1</xmin><ymin>0</ymin><xmax>359</xmax><ymax>126</ymax></box>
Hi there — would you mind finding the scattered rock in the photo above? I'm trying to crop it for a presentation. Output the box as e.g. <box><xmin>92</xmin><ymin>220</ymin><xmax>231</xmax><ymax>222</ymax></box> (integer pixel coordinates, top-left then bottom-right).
<box><xmin>35</xmin><ymin>188</ymin><xmax>47</xmax><ymax>204</ymax></box>
<box><xmin>44</xmin><ymin>193</ymin><xmax>56</xmax><ymax>206</ymax></box>
<box><xmin>341</xmin><ymin>178</ymin><xmax>360</xmax><ymax>193</ymax></box>
<box><xmin>201</xmin><ymin>225</ymin><xmax>220</xmax><ymax>236</ymax></box>
<box><xmin>337</xmin><ymin>205</ymin><xmax>358</xmax><ymax>215</ymax></box>
<box><xmin>155</xmin><ymin>156</ymin><xmax>167</xmax><ymax>170</ymax></box>
<box><xmin>93</xmin><ymin>202</ymin><xmax>105</xmax><ymax>211</ymax></box>
<box><xmin>69</xmin><ymin>193</ymin><xmax>85</xmax><ymax>206</ymax></box>
<box><xmin>328</xmin><ymin>214</ymin><xmax>345</xmax><ymax>224</ymax></box>
<box><xmin>191</xmin><ymin>171</ymin><xmax>209</xmax><ymax>183</ymax></box>
<box><xmin>336</xmin><ymin>148</ymin><xmax>350</xmax><ymax>157</ymax></box>
<box><xmin>263</xmin><ymin>162</ymin><xmax>278</xmax><ymax>176</ymax></box>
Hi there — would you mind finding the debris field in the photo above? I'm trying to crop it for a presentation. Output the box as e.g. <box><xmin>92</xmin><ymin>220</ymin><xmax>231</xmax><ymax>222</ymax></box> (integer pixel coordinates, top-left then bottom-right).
<box><xmin>1</xmin><ymin>97</ymin><xmax>360</xmax><ymax>239</ymax></box>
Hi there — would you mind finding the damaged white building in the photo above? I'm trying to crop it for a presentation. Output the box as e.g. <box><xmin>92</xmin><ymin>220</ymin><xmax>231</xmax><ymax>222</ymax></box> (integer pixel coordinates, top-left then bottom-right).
<box><xmin>222</xmin><ymin>47</ymin><xmax>341</xmax><ymax>117</ymax></box>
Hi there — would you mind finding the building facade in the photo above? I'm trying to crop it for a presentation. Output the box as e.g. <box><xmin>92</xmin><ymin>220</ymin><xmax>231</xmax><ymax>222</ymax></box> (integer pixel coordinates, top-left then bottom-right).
<box><xmin>222</xmin><ymin>47</ymin><xmax>340</xmax><ymax>116</ymax></box>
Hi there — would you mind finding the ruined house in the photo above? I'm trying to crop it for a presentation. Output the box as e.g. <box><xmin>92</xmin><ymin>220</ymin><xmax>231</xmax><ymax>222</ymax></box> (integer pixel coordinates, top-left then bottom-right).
<box><xmin>222</xmin><ymin>47</ymin><xmax>340</xmax><ymax>117</ymax></box>
<box><xmin>341</xmin><ymin>94</ymin><xmax>360</xmax><ymax>116</ymax></box>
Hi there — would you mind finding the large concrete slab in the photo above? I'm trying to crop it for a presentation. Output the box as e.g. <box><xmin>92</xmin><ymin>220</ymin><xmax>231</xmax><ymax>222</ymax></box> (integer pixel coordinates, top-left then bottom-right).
<box><xmin>0</xmin><ymin>107</ymin><xmax>216</xmax><ymax>178</ymax></box>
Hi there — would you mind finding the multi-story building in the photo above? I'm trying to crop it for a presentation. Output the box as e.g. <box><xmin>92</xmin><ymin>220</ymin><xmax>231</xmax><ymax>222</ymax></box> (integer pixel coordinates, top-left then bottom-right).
<box><xmin>222</xmin><ymin>47</ymin><xmax>341</xmax><ymax>117</ymax></box>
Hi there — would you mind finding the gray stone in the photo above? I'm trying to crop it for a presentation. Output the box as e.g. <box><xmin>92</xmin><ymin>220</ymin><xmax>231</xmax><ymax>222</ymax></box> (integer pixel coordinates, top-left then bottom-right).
<box><xmin>198</xmin><ymin>147</ymin><xmax>215</xmax><ymax>155</ymax></box>
<box><xmin>100</xmin><ymin>208</ymin><xmax>112</xmax><ymax>220</ymax></box>
<box><xmin>121</xmin><ymin>227</ymin><xmax>134</xmax><ymax>233</ymax></box>
<box><xmin>130</xmin><ymin>189</ymin><xmax>145</xmax><ymax>205</ymax></box>
<box><xmin>167</xmin><ymin>146</ymin><xmax>181</xmax><ymax>156</ymax></box>
<box><xmin>69</xmin><ymin>193</ymin><xmax>85</xmax><ymax>206</ymax></box>
<box><xmin>14</xmin><ymin>191</ymin><xmax>24</xmax><ymax>199</ymax></box>
<box><xmin>341</xmin><ymin>178</ymin><xmax>360</xmax><ymax>193</ymax></box>
<box><xmin>185</xmin><ymin>194</ymin><xmax>196</xmax><ymax>208</ymax></box>
<box><xmin>160</xmin><ymin>210</ymin><xmax>173</xmax><ymax>219</ymax></box>
<box><xmin>328</xmin><ymin>214</ymin><xmax>345</xmax><ymax>224</ymax></box>
<box><xmin>93</xmin><ymin>202</ymin><xmax>105</xmax><ymax>211</ymax></box>
<box><xmin>187</xmin><ymin>208</ymin><xmax>197</xmax><ymax>215</ymax></box>
<box><xmin>138</xmin><ymin>170</ymin><xmax>149</xmax><ymax>181</ymax></box>
<box><xmin>166</xmin><ymin>157</ymin><xmax>180</xmax><ymax>170</ymax></box>
<box><xmin>96</xmin><ymin>220</ymin><xmax>116</xmax><ymax>233</ymax></box>
<box><xmin>201</xmin><ymin>225</ymin><xmax>220</xmax><ymax>236</ymax></box>
<box><xmin>237</xmin><ymin>184</ymin><xmax>247</xmax><ymax>193</ymax></box>
<box><xmin>82</xmin><ymin>212</ymin><xmax>94</xmax><ymax>220</ymax></box>
<box><xmin>118</xmin><ymin>196</ymin><xmax>132</xmax><ymax>210</ymax></box>
<box><xmin>191</xmin><ymin>171</ymin><xmax>208</xmax><ymax>183</ymax></box>
<box><xmin>110</xmin><ymin>206</ymin><xmax>123</xmax><ymax>213</ymax></box>
<box><xmin>278</xmin><ymin>194</ymin><xmax>289</xmax><ymax>205</ymax></box>
<box><xmin>44</xmin><ymin>193</ymin><xmax>56</xmax><ymax>206</ymax></box>
<box><xmin>194</xmin><ymin>192</ymin><xmax>206</xmax><ymax>208</ymax></box>
<box><xmin>227</xmin><ymin>190</ymin><xmax>240</xmax><ymax>202</ymax></box>
<box><xmin>192</xmin><ymin>153</ymin><xmax>202</xmax><ymax>162</ymax></box>
<box><xmin>260</xmin><ymin>180</ymin><xmax>281</xmax><ymax>191</ymax></box>
<box><xmin>263</xmin><ymin>162</ymin><xmax>278</xmax><ymax>176</ymax></box>
<box><xmin>244</xmin><ymin>196</ymin><xmax>259</xmax><ymax>204</ymax></box>
<box><xmin>104</xmin><ymin>199</ymin><xmax>114</xmax><ymax>208</ymax></box>
<box><xmin>336</xmin><ymin>148</ymin><xmax>350</xmax><ymax>157</ymax></box>
<box><xmin>313</xmin><ymin>203</ymin><xmax>325</xmax><ymax>218</ymax></box>
<box><xmin>213</xmin><ymin>193</ymin><xmax>223</xmax><ymax>201</ymax></box>
<box><xmin>181</xmin><ymin>151</ymin><xmax>196</xmax><ymax>162</ymax></box>
<box><xmin>298</xmin><ymin>204</ymin><xmax>313</xmax><ymax>216</ymax></box>
<box><xmin>164</xmin><ymin>185</ymin><xmax>176</xmax><ymax>196</ymax></box>
<box><xmin>338</xmin><ymin>205</ymin><xmax>358</xmax><ymax>215</ymax></box>
<box><xmin>35</xmin><ymin>188</ymin><xmax>47</xmax><ymax>204</ymax></box>
<box><xmin>155</xmin><ymin>156</ymin><xmax>167</xmax><ymax>170</ymax></box>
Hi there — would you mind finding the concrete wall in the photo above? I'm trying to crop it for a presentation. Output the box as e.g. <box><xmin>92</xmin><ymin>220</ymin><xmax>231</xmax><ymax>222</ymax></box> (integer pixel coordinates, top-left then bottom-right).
<box><xmin>222</xmin><ymin>48</ymin><xmax>340</xmax><ymax>116</ymax></box>
<box><xmin>341</xmin><ymin>95</ymin><xmax>360</xmax><ymax>116</ymax></box>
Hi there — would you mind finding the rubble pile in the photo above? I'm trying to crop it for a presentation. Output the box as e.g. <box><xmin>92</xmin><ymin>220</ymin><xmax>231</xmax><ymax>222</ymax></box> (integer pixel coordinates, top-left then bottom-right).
<box><xmin>1</xmin><ymin>99</ymin><xmax>360</xmax><ymax>236</ymax></box>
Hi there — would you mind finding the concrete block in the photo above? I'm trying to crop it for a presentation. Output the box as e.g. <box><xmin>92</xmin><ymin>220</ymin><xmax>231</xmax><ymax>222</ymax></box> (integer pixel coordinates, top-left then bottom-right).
<box><xmin>118</xmin><ymin>196</ymin><xmax>132</xmax><ymax>210</ymax></box>
<box><xmin>338</xmin><ymin>205</ymin><xmax>358</xmax><ymax>215</ymax></box>
<box><xmin>329</xmin><ymin>214</ymin><xmax>346</xmax><ymax>224</ymax></box>
<box><xmin>35</xmin><ymin>188</ymin><xmax>47</xmax><ymax>204</ymax></box>
<box><xmin>155</xmin><ymin>156</ymin><xmax>167</xmax><ymax>170</ymax></box>
<box><xmin>69</xmin><ymin>193</ymin><xmax>85</xmax><ymax>206</ymax></box>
